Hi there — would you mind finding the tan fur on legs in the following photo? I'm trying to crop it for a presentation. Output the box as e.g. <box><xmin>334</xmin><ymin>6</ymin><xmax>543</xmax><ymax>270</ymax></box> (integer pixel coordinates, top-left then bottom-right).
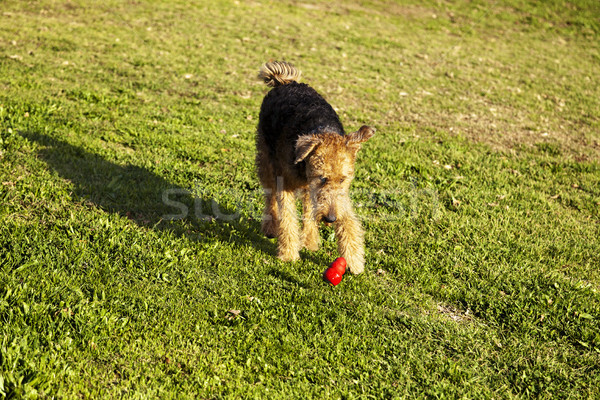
<box><xmin>276</xmin><ymin>189</ymin><xmax>301</xmax><ymax>261</ymax></box>
<box><xmin>256</xmin><ymin>131</ymin><xmax>278</xmax><ymax>238</ymax></box>
<box><xmin>301</xmin><ymin>190</ymin><xmax>320</xmax><ymax>251</ymax></box>
<box><xmin>261</xmin><ymin>187</ymin><xmax>278</xmax><ymax>238</ymax></box>
<box><xmin>335</xmin><ymin>207</ymin><xmax>365</xmax><ymax>274</ymax></box>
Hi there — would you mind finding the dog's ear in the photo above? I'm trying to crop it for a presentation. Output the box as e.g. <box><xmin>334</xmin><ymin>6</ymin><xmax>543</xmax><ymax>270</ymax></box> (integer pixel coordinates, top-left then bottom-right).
<box><xmin>347</xmin><ymin>125</ymin><xmax>375</xmax><ymax>145</ymax></box>
<box><xmin>346</xmin><ymin>125</ymin><xmax>375</xmax><ymax>154</ymax></box>
<box><xmin>295</xmin><ymin>135</ymin><xmax>321</xmax><ymax>164</ymax></box>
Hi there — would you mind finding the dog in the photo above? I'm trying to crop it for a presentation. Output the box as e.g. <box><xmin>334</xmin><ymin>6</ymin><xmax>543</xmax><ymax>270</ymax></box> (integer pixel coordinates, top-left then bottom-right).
<box><xmin>255</xmin><ymin>61</ymin><xmax>374</xmax><ymax>274</ymax></box>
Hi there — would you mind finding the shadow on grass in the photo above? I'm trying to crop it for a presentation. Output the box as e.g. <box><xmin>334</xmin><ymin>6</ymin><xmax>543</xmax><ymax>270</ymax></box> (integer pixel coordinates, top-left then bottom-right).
<box><xmin>267</xmin><ymin>267</ymin><xmax>311</xmax><ymax>289</ymax></box>
<box><xmin>22</xmin><ymin>131</ymin><xmax>276</xmax><ymax>255</ymax></box>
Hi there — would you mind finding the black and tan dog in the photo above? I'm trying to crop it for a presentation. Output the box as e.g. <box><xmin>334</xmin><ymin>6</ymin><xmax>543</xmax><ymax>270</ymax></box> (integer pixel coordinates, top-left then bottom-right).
<box><xmin>256</xmin><ymin>61</ymin><xmax>374</xmax><ymax>274</ymax></box>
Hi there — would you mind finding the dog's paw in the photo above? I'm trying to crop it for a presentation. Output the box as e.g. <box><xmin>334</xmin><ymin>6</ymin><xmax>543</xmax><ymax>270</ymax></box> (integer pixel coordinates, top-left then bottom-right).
<box><xmin>278</xmin><ymin>249</ymin><xmax>300</xmax><ymax>262</ymax></box>
<box><xmin>303</xmin><ymin>240</ymin><xmax>320</xmax><ymax>252</ymax></box>
<box><xmin>302</xmin><ymin>231</ymin><xmax>320</xmax><ymax>251</ymax></box>
<box><xmin>261</xmin><ymin>218</ymin><xmax>278</xmax><ymax>239</ymax></box>
<box><xmin>345</xmin><ymin>253</ymin><xmax>365</xmax><ymax>275</ymax></box>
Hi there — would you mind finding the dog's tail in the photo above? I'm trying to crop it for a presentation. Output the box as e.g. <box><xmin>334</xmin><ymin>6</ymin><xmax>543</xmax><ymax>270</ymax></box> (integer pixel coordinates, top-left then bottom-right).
<box><xmin>258</xmin><ymin>61</ymin><xmax>301</xmax><ymax>87</ymax></box>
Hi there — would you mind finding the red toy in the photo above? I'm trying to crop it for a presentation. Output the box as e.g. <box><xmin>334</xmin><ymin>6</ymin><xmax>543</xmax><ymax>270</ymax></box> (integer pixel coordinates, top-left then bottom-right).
<box><xmin>323</xmin><ymin>257</ymin><xmax>347</xmax><ymax>286</ymax></box>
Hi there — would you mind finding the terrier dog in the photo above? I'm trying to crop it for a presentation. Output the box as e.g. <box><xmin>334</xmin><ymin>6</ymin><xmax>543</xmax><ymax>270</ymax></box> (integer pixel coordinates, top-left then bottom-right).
<box><xmin>256</xmin><ymin>61</ymin><xmax>374</xmax><ymax>274</ymax></box>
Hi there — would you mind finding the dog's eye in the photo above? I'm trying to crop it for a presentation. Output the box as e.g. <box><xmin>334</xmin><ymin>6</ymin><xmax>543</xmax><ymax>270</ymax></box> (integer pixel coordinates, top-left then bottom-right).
<box><xmin>339</xmin><ymin>178</ymin><xmax>345</xmax><ymax>184</ymax></box>
<box><xmin>320</xmin><ymin>177</ymin><xmax>328</xmax><ymax>185</ymax></box>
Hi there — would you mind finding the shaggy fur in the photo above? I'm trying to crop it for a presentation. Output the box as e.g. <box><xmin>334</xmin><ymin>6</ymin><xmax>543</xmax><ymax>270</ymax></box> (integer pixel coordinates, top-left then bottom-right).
<box><xmin>256</xmin><ymin>61</ymin><xmax>374</xmax><ymax>274</ymax></box>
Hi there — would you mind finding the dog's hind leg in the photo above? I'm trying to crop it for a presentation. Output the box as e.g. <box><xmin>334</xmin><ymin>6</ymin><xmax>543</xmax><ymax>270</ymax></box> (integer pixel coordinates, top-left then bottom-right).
<box><xmin>261</xmin><ymin>185</ymin><xmax>278</xmax><ymax>238</ymax></box>
<box><xmin>256</xmin><ymin>134</ymin><xmax>278</xmax><ymax>238</ymax></box>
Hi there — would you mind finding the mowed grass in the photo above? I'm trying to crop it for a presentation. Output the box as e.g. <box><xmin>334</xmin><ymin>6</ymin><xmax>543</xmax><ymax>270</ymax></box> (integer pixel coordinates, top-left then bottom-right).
<box><xmin>1</xmin><ymin>0</ymin><xmax>599</xmax><ymax>398</ymax></box>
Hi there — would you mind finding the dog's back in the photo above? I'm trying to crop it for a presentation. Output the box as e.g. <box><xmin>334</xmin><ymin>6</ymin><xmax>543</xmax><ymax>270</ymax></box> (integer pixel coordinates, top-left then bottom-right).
<box><xmin>257</xmin><ymin>61</ymin><xmax>345</xmax><ymax>162</ymax></box>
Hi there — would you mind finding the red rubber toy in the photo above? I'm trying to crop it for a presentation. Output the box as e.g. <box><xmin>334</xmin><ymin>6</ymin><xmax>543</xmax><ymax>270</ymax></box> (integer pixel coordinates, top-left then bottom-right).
<box><xmin>323</xmin><ymin>257</ymin><xmax>347</xmax><ymax>286</ymax></box>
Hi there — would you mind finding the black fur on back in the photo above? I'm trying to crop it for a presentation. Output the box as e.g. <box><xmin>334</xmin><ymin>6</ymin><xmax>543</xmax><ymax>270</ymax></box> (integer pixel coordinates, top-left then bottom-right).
<box><xmin>258</xmin><ymin>82</ymin><xmax>345</xmax><ymax>159</ymax></box>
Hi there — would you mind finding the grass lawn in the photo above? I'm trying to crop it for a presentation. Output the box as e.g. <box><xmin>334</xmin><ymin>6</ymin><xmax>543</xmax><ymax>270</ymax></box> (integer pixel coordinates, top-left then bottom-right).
<box><xmin>1</xmin><ymin>0</ymin><xmax>599</xmax><ymax>398</ymax></box>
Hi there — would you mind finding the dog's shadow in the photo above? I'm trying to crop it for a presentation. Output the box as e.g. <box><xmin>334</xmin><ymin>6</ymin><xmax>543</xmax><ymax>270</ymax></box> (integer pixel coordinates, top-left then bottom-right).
<box><xmin>22</xmin><ymin>131</ymin><xmax>276</xmax><ymax>255</ymax></box>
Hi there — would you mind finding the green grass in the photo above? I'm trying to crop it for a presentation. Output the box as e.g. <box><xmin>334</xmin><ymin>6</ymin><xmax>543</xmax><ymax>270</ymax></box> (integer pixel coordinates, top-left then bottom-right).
<box><xmin>1</xmin><ymin>0</ymin><xmax>599</xmax><ymax>398</ymax></box>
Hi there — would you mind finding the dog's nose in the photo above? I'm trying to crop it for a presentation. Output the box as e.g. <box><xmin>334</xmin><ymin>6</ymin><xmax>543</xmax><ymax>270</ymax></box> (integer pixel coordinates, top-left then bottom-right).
<box><xmin>324</xmin><ymin>214</ymin><xmax>337</xmax><ymax>223</ymax></box>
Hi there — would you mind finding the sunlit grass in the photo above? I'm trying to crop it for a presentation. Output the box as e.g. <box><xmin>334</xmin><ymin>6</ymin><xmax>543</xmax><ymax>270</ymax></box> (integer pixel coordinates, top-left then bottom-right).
<box><xmin>1</xmin><ymin>0</ymin><xmax>599</xmax><ymax>398</ymax></box>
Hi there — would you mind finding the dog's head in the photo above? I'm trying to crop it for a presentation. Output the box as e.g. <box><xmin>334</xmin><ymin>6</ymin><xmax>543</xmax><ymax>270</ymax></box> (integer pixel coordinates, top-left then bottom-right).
<box><xmin>294</xmin><ymin>125</ymin><xmax>375</xmax><ymax>222</ymax></box>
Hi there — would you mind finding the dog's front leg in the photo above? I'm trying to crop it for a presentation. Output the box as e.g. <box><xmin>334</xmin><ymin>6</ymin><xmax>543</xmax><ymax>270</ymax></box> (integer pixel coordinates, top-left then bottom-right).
<box><xmin>276</xmin><ymin>189</ymin><xmax>301</xmax><ymax>262</ymax></box>
<box><xmin>301</xmin><ymin>190</ymin><xmax>320</xmax><ymax>251</ymax></box>
<box><xmin>334</xmin><ymin>208</ymin><xmax>365</xmax><ymax>274</ymax></box>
